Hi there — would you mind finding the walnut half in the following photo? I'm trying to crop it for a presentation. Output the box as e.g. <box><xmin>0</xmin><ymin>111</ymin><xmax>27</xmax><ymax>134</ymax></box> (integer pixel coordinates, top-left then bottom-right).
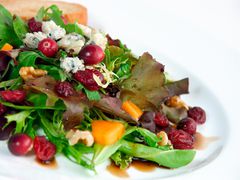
<box><xmin>19</xmin><ymin>66</ymin><xmax>47</xmax><ymax>81</ymax></box>
<box><xmin>66</xmin><ymin>129</ymin><xmax>94</xmax><ymax>147</ymax></box>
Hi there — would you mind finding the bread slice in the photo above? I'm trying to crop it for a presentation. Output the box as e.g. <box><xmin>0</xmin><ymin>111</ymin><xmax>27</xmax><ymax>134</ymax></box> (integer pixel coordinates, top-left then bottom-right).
<box><xmin>0</xmin><ymin>0</ymin><xmax>87</xmax><ymax>25</ymax></box>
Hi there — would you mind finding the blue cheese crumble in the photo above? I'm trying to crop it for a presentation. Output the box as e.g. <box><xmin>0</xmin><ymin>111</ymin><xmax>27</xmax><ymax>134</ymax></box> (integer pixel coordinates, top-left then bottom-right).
<box><xmin>42</xmin><ymin>20</ymin><xmax>66</xmax><ymax>40</ymax></box>
<box><xmin>60</xmin><ymin>57</ymin><xmax>85</xmax><ymax>73</ymax></box>
<box><xmin>58</xmin><ymin>33</ymin><xmax>85</xmax><ymax>54</ymax></box>
<box><xmin>23</xmin><ymin>32</ymin><xmax>47</xmax><ymax>48</ymax></box>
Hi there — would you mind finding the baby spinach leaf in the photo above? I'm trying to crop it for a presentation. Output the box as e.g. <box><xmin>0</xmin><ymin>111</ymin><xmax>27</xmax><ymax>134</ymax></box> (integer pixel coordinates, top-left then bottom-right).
<box><xmin>119</xmin><ymin>140</ymin><xmax>196</xmax><ymax>168</ymax></box>
<box><xmin>93</xmin><ymin>142</ymin><xmax>121</xmax><ymax>165</ymax></box>
<box><xmin>0</xmin><ymin>5</ymin><xmax>13</xmax><ymax>26</ymax></box>
<box><xmin>38</xmin><ymin>65</ymin><xmax>68</xmax><ymax>81</ymax></box>
<box><xmin>13</xmin><ymin>16</ymin><xmax>28</xmax><ymax>40</ymax></box>
<box><xmin>84</xmin><ymin>89</ymin><xmax>101</xmax><ymax>101</ymax></box>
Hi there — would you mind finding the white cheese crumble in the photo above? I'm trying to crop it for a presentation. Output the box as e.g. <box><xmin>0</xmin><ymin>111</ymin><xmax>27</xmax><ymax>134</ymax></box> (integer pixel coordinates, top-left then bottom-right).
<box><xmin>77</xmin><ymin>24</ymin><xmax>107</xmax><ymax>50</ymax></box>
<box><xmin>58</xmin><ymin>33</ymin><xmax>85</xmax><ymax>54</ymax></box>
<box><xmin>23</xmin><ymin>32</ymin><xmax>47</xmax><ymax>48</ymax></box>
<box><xmin>91</xmin><ymin>30</ymin><xmax>108</xmax><ymax>50</ymax></box>
<box><xmin>77</xmin><ymin>24</ymin><xmax>92</xmax><ymax>38</ymax></box>
<box><xmin>42</xmin><ymin>20</ymin><xmax>66</xmax><ymax>40</ymax></box>
<box><xmin>60</xmin><ymin>57</ymin><xmax>85</xmax><ymax>73</ymax></box>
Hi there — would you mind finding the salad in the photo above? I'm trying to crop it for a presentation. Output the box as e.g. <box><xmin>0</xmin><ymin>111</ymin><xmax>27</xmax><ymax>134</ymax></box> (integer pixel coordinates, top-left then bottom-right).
<box><xmin>0</xmin><ymin>4</ymin><xmax>207</xmax><ymax>173</ymax></box>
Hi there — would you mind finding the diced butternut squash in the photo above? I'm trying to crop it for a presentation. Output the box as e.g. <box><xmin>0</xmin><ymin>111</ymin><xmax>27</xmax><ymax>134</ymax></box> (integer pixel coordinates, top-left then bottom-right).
<box><xmin>1</xmin><ymin>43</ymin><xmax>13</xmax><ymax>51</ymax></box>
<box><xmin>92</xmin><ymin>120</ymin><xmax>125</xmax><ymax>145</ymax></box>
<box><xmin>121</xmin><ymin>100</ymin><xmax>143</xmax><ymax>121</ymax></box>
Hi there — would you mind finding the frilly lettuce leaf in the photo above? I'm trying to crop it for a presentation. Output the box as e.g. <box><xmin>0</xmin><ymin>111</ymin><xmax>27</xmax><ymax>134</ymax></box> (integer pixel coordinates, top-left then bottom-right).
<box><xmin>120</xmin><ymin>52</ymin><xmax>189</xmax><ymax>110</ymax></box>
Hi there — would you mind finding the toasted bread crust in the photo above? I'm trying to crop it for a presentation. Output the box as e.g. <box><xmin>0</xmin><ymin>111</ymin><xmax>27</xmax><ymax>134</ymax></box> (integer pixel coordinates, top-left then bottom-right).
<box><xmin>0</xmin><ymin>0</ymin><xmax>87</xmax><ymax>25</ymax></box>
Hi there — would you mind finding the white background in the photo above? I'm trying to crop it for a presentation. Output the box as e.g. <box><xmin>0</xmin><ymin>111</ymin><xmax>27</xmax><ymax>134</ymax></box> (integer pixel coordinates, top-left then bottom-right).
<box><xmin>71</xmin><ymin>0</ymin><xmax>240</xmax><ymax>179</ymax></box>
<box><xmin>1</xmin><ymin>0</ymin><xmax>239</xmax><ymax>179</ymax></box>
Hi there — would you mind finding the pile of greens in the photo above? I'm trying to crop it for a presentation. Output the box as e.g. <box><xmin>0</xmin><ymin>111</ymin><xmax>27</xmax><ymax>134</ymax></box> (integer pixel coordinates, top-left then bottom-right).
<box><xmin>0</xmin><ymin>4</ymin><xmax>195</xmax><ymax>172</ymax></box>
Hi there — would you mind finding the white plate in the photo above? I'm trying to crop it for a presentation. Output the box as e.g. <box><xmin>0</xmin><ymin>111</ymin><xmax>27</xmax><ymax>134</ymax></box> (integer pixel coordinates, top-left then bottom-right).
<box><xmin>0</xmin><ymin>0</ymin><xmax>231</xmax><ymax>179</ymax></box>
<box><xmin>0</xmin><ymin>46</ymin><xmax>229</xmax><ymax>180</ymax></box>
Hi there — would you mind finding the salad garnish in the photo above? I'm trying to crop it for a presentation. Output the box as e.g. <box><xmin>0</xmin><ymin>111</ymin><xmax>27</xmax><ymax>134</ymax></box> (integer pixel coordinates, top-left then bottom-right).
<box><xmin>0</xmin><ymin>4</ymin><xmax>207</xmax><ymax>174</ymax></box>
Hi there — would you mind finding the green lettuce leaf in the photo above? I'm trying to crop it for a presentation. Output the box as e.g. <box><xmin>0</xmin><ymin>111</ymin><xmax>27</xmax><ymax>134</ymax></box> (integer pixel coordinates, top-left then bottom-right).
<box><xmin>13</xmin><ymin>15</ymin><xmax>28</xmax><ymax>40</ymax></box>
<box><xmin>119</xmin><ymin>140</ymin><xmax>196</xmax><ymax>168</ymax></box>
<box><xmin>111</xmin><ymin>151</ymin><xmax>132</xmax><ymax>169</ymax></box>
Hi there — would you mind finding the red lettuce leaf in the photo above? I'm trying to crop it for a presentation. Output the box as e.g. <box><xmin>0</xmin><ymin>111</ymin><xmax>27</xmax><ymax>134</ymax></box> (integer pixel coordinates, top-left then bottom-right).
<box><xmin>120</xmin><ymin>52</ymin><xmax>189</xmax><ymax>110</ymax></box>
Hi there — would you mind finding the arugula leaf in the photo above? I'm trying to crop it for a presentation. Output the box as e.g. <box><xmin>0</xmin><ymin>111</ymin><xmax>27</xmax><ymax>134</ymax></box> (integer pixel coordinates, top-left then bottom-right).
<box><xmin>35</xmin><ymin>7</ymin><xmax>45</xmax><ymax>21</ymax></box>
<box><xmin>119</xmin><ymin>140</ymin><xmax>196</xmax><ymax>168</ymax></box>
<box><xmin>13</xmin><ymin>16</ymin><xmax>28</xmax><ymax>40</ymax></box>
<box><xmin>5</xmin><ymin>111</ymin><xmax>32</xmax><ymax>133</ymax></box>
<box><xmin>111</xmin><ymin>151</ymin><xmax>132</xmax><ymax>169</ymax></box>
<box><xmin>62</xmin><ymin>145</ymin><xmax>95</xmax><ymax>170</ymax></box>
<box><xmin>0</xmin><ymin>5</ymin><xmax>22</xmax><ymax>47</ymax></box>
<box><xmin>45</xmin><ymin>5</ymin><xmax>65</xmax><ymax>27</ymax></box>
<box><xmin>0</xmin><ymin>100</ymin><xmax>65</xmax><ymax>110</ymax></box>
<box><xmin>65</xmin><ymin>23</ymin><xmax>83</xmax><ymax>35</ymax></box>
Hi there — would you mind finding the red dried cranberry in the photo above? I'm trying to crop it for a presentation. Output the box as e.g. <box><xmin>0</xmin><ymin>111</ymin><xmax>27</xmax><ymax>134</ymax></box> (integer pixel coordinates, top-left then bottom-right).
<box><xmin>38</xmin><ymin>38</ymin><xmax>58</xmax><ymax>57</ymax></box>
<box><xmin>177</xmin><ymin>117</ymin><xmax>197</xmax><ymax>135</ymax></box>
<box><xmin>168</xmin><ymin>129</ymin><xmax>194</xmax><ymax>149</ymax></box>
<box><xmin>0</xmin><ymin>117</ymin><xmax>16</xmax><ymax>140</ymax></box>
<box><xmin>28</xmin><ymin>17</ymin><xmax>42</xmax><ymax>32</ymax></box>
<box><xmin>188</xmin><ymin>106</ymin><xmax>206</xmax><ymax>124</ymax></box>
<box><xmin>74</xmin><ymin>69</ymin><xmax>104</xmax><ymax>91</ymax></box>
<box><xmin>0</xmin><ymin>103</ymin><xmax>7</xmax><ymax>116</ymax></box>
<box><xmin>78</xmin><ymin>44</ymin><xmax>105</xmax><ymax>65</ymax></box>
<box><xmin>106</xmin><ymin>34</ymin><xmax>121</xmax><ymax>47</ymax></box>
<box><xmin>0</xmin><ymin>90</ymin><xmax>26</xmax><ymax>103</ymax></box>
<box><xmin>55</xmin><ymin>82</ymin><xmax>74</xmax><ymax>97</ymax></box>
<box><xmin>154</xmin><ymin>112</ymin><xmax>169</xmax><ymax>127</ymax></box>
<box><xmin>33</xmin><ymin>136</ymin><xmax>56</xmax><ymax>161</ymax></box>
<box><xmin>8</xmin><ymin>133</ymin><xmax>33</xmax><ymax>156</ymax></box>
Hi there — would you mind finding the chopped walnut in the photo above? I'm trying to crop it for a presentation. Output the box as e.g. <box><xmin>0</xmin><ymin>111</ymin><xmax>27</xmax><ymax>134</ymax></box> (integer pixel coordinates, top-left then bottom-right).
<box><xmin>66</xmin><ymin>129</ymin><xmax>94</xmax><ymax>147</ymax></box>
<box><xmin>19</xmin><ymin>66</ymin><xmax>47</xmax><ymax>81</ymax></box>
<box><xmin>157</xmin><ymin>131</ymin><xmax>169</xmax><ymax>146</ymax></box>
<box><xmin>166</xmin><ymin>96</ymin><xmax>189</xmax><ymax>110</ymax></box>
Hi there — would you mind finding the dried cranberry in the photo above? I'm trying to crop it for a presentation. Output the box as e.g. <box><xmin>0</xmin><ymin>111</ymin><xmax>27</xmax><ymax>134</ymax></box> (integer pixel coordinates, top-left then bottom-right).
<box><xmin>55</xmin><ymin>82</ymin><xmax>74</xmax><ymax>97</ymax></box>
<box><xmin>105</xmin><ymin>84</ymin><xmax>119</xmax><ymax>97</ymax></box>
<box><xmin>38</xmin><ymin>38</ymin><xmax>58</xmax><ymax>57</ymax></box>
<box><xmin>139</xmin><ymin>111</ymin><xmax>156</xmax><ymax>133</ymax></box>
<box><xmin>33</xmin><ymin>136</ymin><xmax>56</xmax><ymax>161</ymax></box>
<box><xmin>0</xmin><ymin>117</ymin><xmax>16</xmax><ymax>140</ymax></box>
<box><xmin>0</xmin><ymin>90</ymin><xmax>26</xmax><ymax>103</ymax></box>
<box><xmin>106</xmin><ymin>34</ymin><xmax>121</xmax><ymax>47</ymax></box>
<box><xmin>188</xmin><ymin>106</ymin><xmax>206</xmax><ymax>124</ymax></box>
<box><xmin>177</xmin><ymin>117</ymin><xmax>197</xmax><ymax>135</ymax></box>
<box><xmin>154</xmin><ymin>112</ymin><xmax>169</xmax><ymax>127</ymax></box>
<box><xmin>8</xmin><ymin>133</ymin><xmax>33</xmax><ymax>156</ymax></box>
<box><xmin>0</xmin><ymin>103</ymin><xmax>7</xmax><ymax>116</ymax></box>
<box><xmin>28</xmin><ymin>17</ymin><xmax>42</xmax><ymax>32</ymax></box>
<box><xmin>78</xmin><ymin>44</ymin><xmax>105</xmax><ymax>65</ymax></box>
<box><xmin>168</xmin><ymin>129</ymin><xmax>194</xmax><ymax>149</ymax></box>
<box><xmin>74</xmin><ymin>69</ymin><xmax>104</xmax><ymax>91</ymax></box>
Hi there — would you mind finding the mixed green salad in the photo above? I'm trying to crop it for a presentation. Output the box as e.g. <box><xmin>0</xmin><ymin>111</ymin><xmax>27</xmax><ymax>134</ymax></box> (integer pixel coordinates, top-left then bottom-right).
<box><xmin>0</xmin><ymin>4</ymin><xmax>207</xmax><ymax>173</ymax></box>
